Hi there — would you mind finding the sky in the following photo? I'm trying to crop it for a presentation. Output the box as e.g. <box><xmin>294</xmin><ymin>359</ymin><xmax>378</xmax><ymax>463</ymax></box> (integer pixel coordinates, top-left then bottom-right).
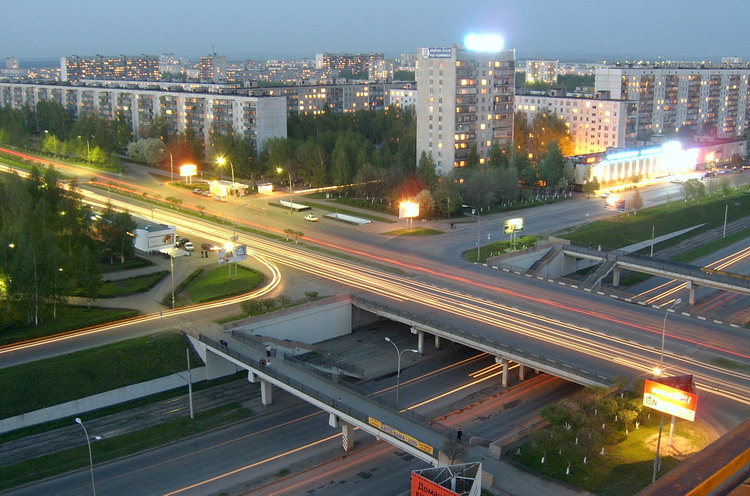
<box><xmin>2</xmin><ymin>0</ymin><xmax>749</xmax><ymax>64</ymax></box>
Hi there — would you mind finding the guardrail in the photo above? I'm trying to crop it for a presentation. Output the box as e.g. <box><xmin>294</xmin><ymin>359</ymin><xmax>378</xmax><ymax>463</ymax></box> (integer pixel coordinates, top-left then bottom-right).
<box><xmin>198</xmin><ymin>334</ymin><xmax>456</xmax><ymax>441</ymax></box>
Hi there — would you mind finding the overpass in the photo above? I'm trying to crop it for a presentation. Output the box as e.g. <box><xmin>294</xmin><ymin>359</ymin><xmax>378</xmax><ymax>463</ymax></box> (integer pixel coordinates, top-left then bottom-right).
<box><xmin>184</xmin><ymin>331</ymin><xmax>454</xmax><ymax>467</ymax></box>
<box><xmin>503</xmin><ymin>242</ymin><xmax>750</xmax><ymax>305</ymax></box>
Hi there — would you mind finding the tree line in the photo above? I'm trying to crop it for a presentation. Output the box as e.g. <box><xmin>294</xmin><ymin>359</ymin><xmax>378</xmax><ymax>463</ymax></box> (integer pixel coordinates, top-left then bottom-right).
<box><xmin>0</xmin><ymin>166</ymin><xmax>136</xmax><ymax>328</ymax></box>
<box><xmin>0</xmin><ymin>99</ymin><xmax>576</xmax><ymax>219</ymax></box>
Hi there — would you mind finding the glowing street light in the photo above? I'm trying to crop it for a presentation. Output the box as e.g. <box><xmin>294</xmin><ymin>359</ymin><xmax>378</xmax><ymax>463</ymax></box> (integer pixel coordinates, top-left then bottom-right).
<box><xmin>385</xmin><ymin>337</ymin><xmax>418</xmax><ymax>410</ymax></box>
<box><xmin>216</xmin><ymin>156</ymin><xmax>235</xmax><ymax>186</ymax></box>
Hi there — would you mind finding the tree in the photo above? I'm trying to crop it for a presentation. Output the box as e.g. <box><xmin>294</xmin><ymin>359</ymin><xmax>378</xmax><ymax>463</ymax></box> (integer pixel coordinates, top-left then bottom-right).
<box><xmin>583</xmin><ymin>176</ymin><xmax>600</xmax><ymax>198</ymax></box>
<box><xmin>304</xmin><ymin>291</ymin><xmax>319</xmax><ymax>301</ymax></box>
<box><xmin>416</xmin><ymin>151</ymin><xmax>437</xmax><ymax>189</ymax></box>
<box><xmin>630</xmin><ymin>189</ymin><xmax>644</xmax><ymax>213</ymax></box>
<box><xmin>538</xmin><ymin>141</ymin><xmax>565</xmax><ymax>189</ymax></box>
<box><xmin>240</xmin><ymin>299</ymin><xmax>264</xmax><ymax>315</ymax></box>
<box><xmin>413</xmin><ymin>189</ymin><xmax>437</xmax><ymax>219</ymax></box>
<box><xmin>127</xmin><ymin>138</ymin><xmax>166</xmax><ymax>166</ymax></box>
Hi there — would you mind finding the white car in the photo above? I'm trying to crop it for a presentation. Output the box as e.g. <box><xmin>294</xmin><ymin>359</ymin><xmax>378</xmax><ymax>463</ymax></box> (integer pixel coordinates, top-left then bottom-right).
<box><xmin>304</xmin><ymin>213</ymin><xmax>319</xmax><ymax>222</ymax></box>
<box><xmin>182</xmin><ymin>241</ymin><xmax>195</xmax><ymax>251</ymax></box>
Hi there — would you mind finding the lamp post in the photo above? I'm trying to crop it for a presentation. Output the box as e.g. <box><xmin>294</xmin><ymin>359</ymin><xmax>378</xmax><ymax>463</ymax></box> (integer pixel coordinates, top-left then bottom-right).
<box><xmin>652</xmin><ymin>297</ymin><xmax>681</xmax><ymax>483</ymax></box>
<box><xmin>74</xmin><ymin>417</ymin><xmax>98</xmax><ymax>496</ymax></box>
<box><xmin>216</xmin><ymin>156</ymin><xmax>235</xmax><ymax>189</ymax></box>
<box><xmin>277</xmin><ymin>167</ymin><xmax>293</xmax><ymax>214</ymax></box>
<box><xmin>169</xmin><ymin>150</ymin><xmax>174</xmax><ymax>182</ymax></box>
<box><xmin>170</xmin><ymin>248</ymin><xmax>175</xmax><ymax>309</ymax></box>
<box><xmin>461</xmin><ymin>204</ymin><xmax>481</xmax><ymax>261</ymax></box>
<box><xmin>77</xmin><ymin>135</ymin><xmax>91</xmax><ymax>162</ymax></box>
<box><xmin>385</xmin><ymin>337</ymin><xmax>418</xmax><ymax>410</ymax></box>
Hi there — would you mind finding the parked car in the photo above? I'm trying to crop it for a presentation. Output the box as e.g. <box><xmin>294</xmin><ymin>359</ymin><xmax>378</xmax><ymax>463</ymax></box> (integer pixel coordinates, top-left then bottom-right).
<box><xmin>304</xmin><ymin>213</ymin><xmax>319</xmax><ymax>222</ymax></box>
<box><xmin>182</xmin><ymin>241</ymin><xmax>195</xmax><ymax>252</ymax></box>
<box><xmin>202</xmin><ymin>191</ymin><xmax>215</xmax><ymax>197</ymax></box>
<box><xmin>192</xmin><ymin>188</ymin><xmax>203</xmax><ymax>195</ymax></box>
<box><xmin>176</xmin><ymin>237</ymin><xmax>190</xmax><ymax>247</ymax></box>
<box><xmin>702</xmin><ymin>172</ymin><xmax>716</xmax><ymax>179</ymax></box>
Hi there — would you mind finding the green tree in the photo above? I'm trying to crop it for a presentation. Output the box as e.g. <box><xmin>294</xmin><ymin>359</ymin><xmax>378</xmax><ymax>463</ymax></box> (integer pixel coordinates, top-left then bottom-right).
<box><xmin>539</xmin><ymin>141</ymin><xmax>566</xmax><ymax>189</ymax></box>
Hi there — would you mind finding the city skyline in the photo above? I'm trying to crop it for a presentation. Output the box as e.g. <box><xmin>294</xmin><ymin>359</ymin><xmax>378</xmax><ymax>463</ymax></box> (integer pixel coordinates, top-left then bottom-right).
<box><xmin>3</xmin><ymin>0</ymin><xmax>749</xmax><ymax>63</ymax></box>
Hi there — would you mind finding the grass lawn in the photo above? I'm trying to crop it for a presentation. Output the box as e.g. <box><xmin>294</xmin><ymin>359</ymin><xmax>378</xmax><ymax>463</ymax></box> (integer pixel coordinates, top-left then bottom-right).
<box><xmin>184</xmin><ymin>264</ymin><xmax>265</xmax><ymax>304</ymax></box>
<box><xmin>91</xmin><ymin>270</ymin><xmax>169</xmax><ymax>297</ymax></box>
<box><xmin>509</xmin><ymin>417</ymin><xmax>713</xmax><ymax>495</ymax></box>
<box><xmin>466</xmin><ymin>235</ymin><xmax>539</xmax><ymax>263</ymax></box>
<box><xmin>556</xmin><ymin>190</ymin><xmax>750</xmax><ymax>250</ymax></box>
<box><xmin>0</xmin><ymin>403</ymin><xmax>252</xmax><ymax>491</ymax></box>
<box><xmin>0</xmin><ymin>332</ymin><xmax>201</xmax><ymax>418</ymax></box>
<box><xmin>386</xmin><ymin>227</ymin><xmax>443</xmax><ymax>236</ymax></box>
<box><xmin>0</xmin><ymin>306</ymin><xmax>139</xmax><ymax>346</ymax></box>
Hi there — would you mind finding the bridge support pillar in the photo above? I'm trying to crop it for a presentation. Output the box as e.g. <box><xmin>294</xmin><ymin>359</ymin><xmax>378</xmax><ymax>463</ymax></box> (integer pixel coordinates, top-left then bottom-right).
<box><xmin>612</xmin><ymin>267</ymin><xmax>621</xmax><ymax>287</ymax></box>
<box><xmin>495</xmin><ymin>357</ymin><xmax>509</xmax><ymax>387</ymax></box>
<box><xmin>519</xmin><ymin>364</ymin><xmax>526</xmax><ymax>381</ymax></box>
<box><xmin>260</xmin><ymin>379</ymin><xmax>272</xmax><ymax>406</ymax></box>
<box><xmin>248</xmin><ymin>370</ymin><xmax>258</xmax><ymax>383</ymax></box>
<box><xmin>411</xmin><ymin>327</ymin><xmax>425</xmax><ymax>355</ymax></box>
<box><xmin>341</xmin><ymin>422</ymin><xmax>354</xmax><ymax>451</ymax></box>
<box><xmin>686</xmin><ymin>280</ymin><xmax>697</xmax><ymax>306</ymax></box>
<box><xmin>434</xmin><ymin>334</ymin><xmax>441</xmax><ymax>349</ymax></box>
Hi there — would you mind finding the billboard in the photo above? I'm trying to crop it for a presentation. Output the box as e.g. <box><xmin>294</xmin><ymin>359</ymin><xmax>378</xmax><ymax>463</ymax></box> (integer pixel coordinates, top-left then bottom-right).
<box><xmin>421</xmin><ymin>47</ymin><xmax>453</xmax><ymax>59</ymax></box>
<box><xmin>399</xmin><ymin>201</ymin><xmax>420</xmax><ymax>219</ymax></box>
<box><xmin>504</xmin><ymin>218</ymin><xmax>523</xmax><ymax>234</ymax></box>
<box><xmin>411</xmin><ymin>472</ymin><xmax>459</xmax><ymax>496</ymax></box>
<box><xmin>643</xmin><ymin>377</ymin><xmax>697</xmax><ymax>421</ymax></box>
<box><xmin>218</xmin><ymin>244</ymin><xmax>248</xmax><ymax>265</ymax></box>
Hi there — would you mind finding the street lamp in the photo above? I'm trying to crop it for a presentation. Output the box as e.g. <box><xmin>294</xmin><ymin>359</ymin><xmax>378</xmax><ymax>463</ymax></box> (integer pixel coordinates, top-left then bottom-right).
<box><xmin>168</xmin><ymin>150</ymin><xmax>174</xmax><ymax>182</ymax></box>
<box><xmin>216</xmin><ymin>156</ymin><xmax>235</xmax><ymax>188</ymax></box>
<box><xmin>77</xmin><ymin>135</ymin><xmax>91</xmax><ymax>162</ymax></box>
<box><xmin>276</xmin><ymin>167</ymin><xmax>293</xmax><ymax>214</ymax></box>
<box><xmin>385</xmin><ymin>337</ymin><xmax>419</xmax><ymax>410</ymax></box>
<box><xmin>461</xmin><ymin>204</ymin><xmax>481</xmax><ymax>261</ymax></box>
<box><xmin>652</xmin><ymin>297</ymin><xmax>681</xmax><ymax>483</ymax></box>
<box><xmin>74</xmin><ymin>417</ymin><xmax>99</xmax><ymax>496</ymax></box>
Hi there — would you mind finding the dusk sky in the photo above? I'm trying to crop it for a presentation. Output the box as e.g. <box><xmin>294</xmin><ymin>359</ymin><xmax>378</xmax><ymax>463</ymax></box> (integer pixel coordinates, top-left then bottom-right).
<box><xmin>3</xmin><ymin>0</ymin><xmax>748</xmax><ymax>63</ymax></box>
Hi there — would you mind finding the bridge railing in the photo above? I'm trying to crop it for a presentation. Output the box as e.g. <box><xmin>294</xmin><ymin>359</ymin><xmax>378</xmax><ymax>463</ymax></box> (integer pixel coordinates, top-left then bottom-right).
<box><xmin>198</xmin><ymin>334</ymin><xmax>456</xmax><ymax>441</ymax></box>
<box><xmin>351</xmin><ymin>296</ymin><xmax>611</xmax><ymax>386</ymax></box>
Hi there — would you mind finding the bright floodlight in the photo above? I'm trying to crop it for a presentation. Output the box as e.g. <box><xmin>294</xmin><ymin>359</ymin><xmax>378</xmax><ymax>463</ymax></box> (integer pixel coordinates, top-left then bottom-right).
<box><xmin>464</xmin><ymin>33</ymin><xmax>504</xmax><ymax>52</ymax></box>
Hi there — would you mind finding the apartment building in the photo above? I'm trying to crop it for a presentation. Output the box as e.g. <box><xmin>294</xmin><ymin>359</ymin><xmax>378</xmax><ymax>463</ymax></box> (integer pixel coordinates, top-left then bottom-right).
<box><xmin>0</xmin><ymin>82</ymin><xmax>286</xmax><ymax>151</ymax></box>
<box><xmin>515</xmin><ymin>90</ymin><xmax>638</xmax><ymax>154</ymax></box>
<box><xmin>197</xmin><ymin>53</ymin><xmax>227</xmax><ymax>83</ymax></box>
<box><xmin>595</xmin><ymin>63</ymin><xmax>750</xmax><ymax>140</ymax></box>
<box><xmin>415</xmin><ymin>44</ymin><xmax>515</xmax><ymax>175</ymax></box>
<box><xmin>525</xmin><ymin>59</ymin><xmax>558</xmax><ymax>84</ymax></box>
<box><xmin>61</xmin><ymin>55</ymin><xmax>160</xmax><ymax>82</ymax></box>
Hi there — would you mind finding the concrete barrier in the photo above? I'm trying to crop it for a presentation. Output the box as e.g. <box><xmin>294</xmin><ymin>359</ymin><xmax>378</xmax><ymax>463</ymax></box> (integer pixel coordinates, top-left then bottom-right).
<box><xmin>0</xmin><ymin>367</ymin><xmax>205</xmax><ymax>434</ymax></box>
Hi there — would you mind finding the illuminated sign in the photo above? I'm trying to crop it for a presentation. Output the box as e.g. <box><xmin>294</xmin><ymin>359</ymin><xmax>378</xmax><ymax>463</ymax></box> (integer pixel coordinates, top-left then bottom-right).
<box><xmin>421</xmin><ymin>47</ymin><xmax>452</xmax><ymax>59</ymax></box>
<box><xmin>464</xmin><ymin>33</ymin><xmax>504</xmax><ymax>52</ymax></box>
<box><xmin>368</xmin><ymin>417</ymin><xmax>434</xmax><ymax>455</ymax></box>
<box><xmin>504</xmin><ymin>218</ymin><xmax>524</xmax><ymax>234</ymax></box>
<box><xmin>643</xmin><ymin>379</ymin><xmax>697</xmax><ymax>421</ymax></box>
<box><xmin>399</xmin><ymin>201</ymin><xmax>420</xmax><ymax>219</ymax></box>
<box><xmin>180</xmin><ymin>163</ymin><xmax>197</xmax><ymax>177</ymax></box>
<box><xmin>218</xmin><ymin>244</ymin><xmax>248</xmax><ymax>265</ymax></box>
<box><xmin>411</xmin><ymin>473</ymin><xmax>459</xmax><ymax>496</ymax></box>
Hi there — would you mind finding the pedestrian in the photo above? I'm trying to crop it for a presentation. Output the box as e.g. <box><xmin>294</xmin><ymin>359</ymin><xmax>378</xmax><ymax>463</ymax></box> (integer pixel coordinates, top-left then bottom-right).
<box><xmin>450</xmin><ymin>222</ymin><xmax>454</xmax><ymax>229</ymax></box>
<box><xmin>457</xmin><ymin>428</ymin><xmax>463</xmax><ymax>442</ymax></box>
<box><xmin>266</xmin><ymin>359</ymin><xmax>271</xmax><ymax>367</ymax></box>
<box><xmin>259</xmin><ymin>359</ymin><xmax>266</xmax><ymax>366</ymax></box>
<box><xmin>266</xmin><ymin>345</ymin><xmax>272</xmax><ymax>357</ymax></box>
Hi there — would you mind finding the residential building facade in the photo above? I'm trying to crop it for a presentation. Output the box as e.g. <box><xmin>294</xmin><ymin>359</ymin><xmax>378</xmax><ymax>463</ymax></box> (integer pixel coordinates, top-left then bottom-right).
<box><xmin>197</xmin><ymin>53</ymin><xmax>227</xmax><ymax>83</ymax></box>
<box><xmin>524</xmin><ymin>59</ymin><xmax>558</xmax><ymax>84</ymax></box>
<box><xmin>595</xmin><ymin>63</ymin><xmax>750</xmax><ymax>140</ymax></box>
<box><xmin>60</xmin><ymin>55</ymin><xmax>160</xmax><ymax>82</ymax></box>
<box><xmin>0</xmin><ymin>82</ymin><xmax>286</xmax><ymax>151</ymax></box>
<box><xmin>515</xmin><ymin>90</ymin><xmax>638</xmax><ymax>155</ymax></box>
<box><xmin>416</xmin><ymin>44</ymin><xmax>515</xmax><ymax>175</ymax></box>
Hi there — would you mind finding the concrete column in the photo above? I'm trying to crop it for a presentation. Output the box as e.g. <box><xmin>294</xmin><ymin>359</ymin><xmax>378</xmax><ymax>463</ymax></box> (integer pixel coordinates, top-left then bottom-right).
<box><xmin>686</xmin><ymin>280</ymin><xmax>697</xmax><ymax>306</ymax></box>
<box><xmin>260</xmin><ymin>380</ymin><xmax>272</xmax><ymax>406</ymax></box>
<box><xmin>341</xmin><ymin>422</ymin><xmax>354</xmax><ymax>451</ymax></box>
<box><xmin>434</xmin><ymin>334</ymin><xmax>441</xmax><ymax>350</ymax></box>
<box><xmin>417</xmin><ymin>331</ymin><xmax>425</xmax><ymax>355</ymax></box>
<box><xmin>612</xmin><ymin>267</ymin><xmax>621</xmax><ymax>287</ymax></box>
<box><xmin>519</xmin><ymin>364</ymin><xmax>526</xmax><ymax>381</ymax></box>
<box><xmin>248</xmin><ymin>370</ymin><xmax>258</xmax><ymax>383</ymax></box>
<box><xmin>495</xmin><ymin>357</ymin><xmax>509</xmax><ymax>388</ymax></box>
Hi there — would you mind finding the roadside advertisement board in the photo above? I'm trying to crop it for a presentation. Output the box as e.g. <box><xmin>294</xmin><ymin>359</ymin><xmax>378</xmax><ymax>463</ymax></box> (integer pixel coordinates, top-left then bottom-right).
<box><xmin>643</xmin><ymin>378</ymin><xmax>697</xmax><ymax>421</ymax></box>
<box><xmin>218</xmin><ymin>244</ymin><xmax>247</xmax><ymax>265</ymax></box>
<box><xmin>411</xmin><ymin>472</ymin><xmax>459</xmax><ymax>496</ymax></box>
<box><xmin>504</xmin><ymin>218</ymin><xmax>524</xmax><ymax>234</ymax></box>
